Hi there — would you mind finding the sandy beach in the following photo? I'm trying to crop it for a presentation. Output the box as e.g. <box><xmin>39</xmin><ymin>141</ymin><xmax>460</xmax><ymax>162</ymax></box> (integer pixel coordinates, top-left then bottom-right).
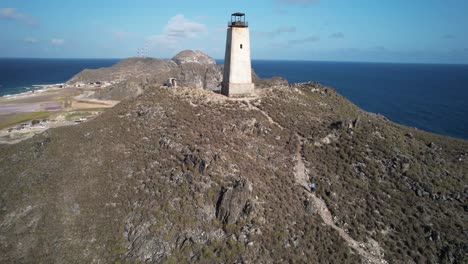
<box><xmin>0</xmin><ymin>84</ymin><xmax>119</xmax><ymax>144</ymax></box>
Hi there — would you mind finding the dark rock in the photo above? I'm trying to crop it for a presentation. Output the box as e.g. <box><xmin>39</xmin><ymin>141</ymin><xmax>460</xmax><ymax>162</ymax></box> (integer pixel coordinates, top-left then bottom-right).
<box><xmin>183</xmin><ymin>153</ymin><xmax>209</xmax><ymax>174</ymax></box>
<box><xmin>330</xmin><ymin>118</ymin><xmax>359</xmax><ymax>131</ymax></box>
<box><xmin>216</xmin><ymin>179</ymin><xmax>251</xmax><ymax>225</ymax></box>
<box><xmin>428</xmin><ymin>142</ymin><xmax>438</xmax><ymax>149</ymax></box>
<box><xmin>304</xmin><ymin>199</ymin><xmax>316</xmax><ymax>215</ymax></box>
<box><xmin>330</xmin><ymin>121</ymin><xmax>344</xmax><ymax>130</ymax></box>
<box><xmin>392</xmin><ymin>154</ymin><xmax>412</xmax><ymax>174</ymax></box>
<box><xmin>124</xmin><ymin>218</ymin><xmax>171</xmax><ymax>263</ymax></box>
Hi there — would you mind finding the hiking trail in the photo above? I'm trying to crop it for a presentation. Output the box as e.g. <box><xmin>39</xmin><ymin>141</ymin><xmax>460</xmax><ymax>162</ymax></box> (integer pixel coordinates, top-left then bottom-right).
<box><xmin>294</xmin><ymin>134</ymin><xmax>387</xmax><ymax>264</ymax></box>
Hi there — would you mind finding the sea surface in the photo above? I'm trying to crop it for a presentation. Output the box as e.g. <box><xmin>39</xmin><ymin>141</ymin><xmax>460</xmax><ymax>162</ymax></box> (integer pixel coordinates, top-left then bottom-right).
<box><xmin>1</xmin><ymin>58</ymin><xmax>467</xmax><ymax>140</ymax></box>
<box><xmin>251</xmin><ymin>60</ymin><xmax>468</xmax><ymax>140</ymax></box>
<box><xmin>0</xmin><ymin>58</ymin><xmax>119</xmax><ymax>96</ymax></box>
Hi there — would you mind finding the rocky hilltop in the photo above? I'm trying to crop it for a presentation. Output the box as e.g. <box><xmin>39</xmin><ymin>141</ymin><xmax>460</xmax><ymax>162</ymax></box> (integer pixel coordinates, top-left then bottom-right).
<box><xmin>67</xmin><ymin>50</ymin><xmax>223</xmax><ymax>100</ymax></box>
<box><xmin>67</xmin><ymin>50</ymin><xmax>286</xmax><ymax>101</ymax></box>
<box><xmin>0</xmin><ymin>54</ymin><xmax>467</xmax><ymax>263</ymax></box>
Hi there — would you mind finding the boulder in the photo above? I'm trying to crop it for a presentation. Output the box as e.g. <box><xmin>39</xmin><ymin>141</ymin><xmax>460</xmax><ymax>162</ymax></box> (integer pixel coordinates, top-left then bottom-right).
<box><xmin>216</xmin><ymin>179</ymin><xmax>251</xmax><ymax>225</ymax></box>
<box><xmin>303</xmin><ymin>199</ymin><xmax>316</xmax><ymax>215</ymax></box>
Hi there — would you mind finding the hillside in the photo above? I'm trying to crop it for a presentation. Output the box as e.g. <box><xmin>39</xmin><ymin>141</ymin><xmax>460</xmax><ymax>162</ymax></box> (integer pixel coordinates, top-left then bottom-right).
<box><xmin>67</xmin><ymin>50</ymin><xmax>285</xmax><ymax>101</ymax></box>
<box><xmin>66</xmin><ymin>50</ymin><xmax>223</xmax><ymax>101</ymax></box>
<box><xmin>0</xmin><ymin>78</ymin><xmax>467</xmax><ymax>262</ymax></box>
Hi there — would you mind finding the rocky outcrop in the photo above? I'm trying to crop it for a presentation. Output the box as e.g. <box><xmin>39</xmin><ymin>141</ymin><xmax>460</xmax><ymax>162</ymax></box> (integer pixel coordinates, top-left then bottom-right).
<box><xmin>169</xmin><ymin>63</ymin><xmax>223</xmax><ymax>91</ymax></box>
<box><xmin>171</xmin><ymin>50</ymin><xmax>216</xmax><ymax>66</ymax></box>
<box><xmin>216</xmin><ymin>179</ymin><xmax>252</xmax><ymax>225</ymax></box>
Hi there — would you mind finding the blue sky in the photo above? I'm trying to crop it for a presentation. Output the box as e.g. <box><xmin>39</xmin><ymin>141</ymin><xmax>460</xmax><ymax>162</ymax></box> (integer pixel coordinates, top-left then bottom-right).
<box><xmin>0</xmin><ymin>0</ymin><xmax>467</xmax><ymax>63</ymax></box>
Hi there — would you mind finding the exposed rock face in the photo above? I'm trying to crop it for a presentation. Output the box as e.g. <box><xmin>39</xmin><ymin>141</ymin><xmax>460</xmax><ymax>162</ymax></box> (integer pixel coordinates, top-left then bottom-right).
<box><xmin>170</xmin><ymin>63</ymin><xmax>223</xmax><ymax>91</ymax></box>
<box><xmin>216</xmin><ymin>179</ymin><xmax>252</xmax><ymax>225</ymax></box>
<box><xmin>171</xmin><ymin>50</ymin><xmax>216</xmax><ymax>66</ymax></box>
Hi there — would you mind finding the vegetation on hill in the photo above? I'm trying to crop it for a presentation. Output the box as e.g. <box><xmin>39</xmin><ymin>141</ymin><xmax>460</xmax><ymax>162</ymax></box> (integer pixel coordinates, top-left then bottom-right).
<box><xmin>0</xmin><ymin>80</ymin><xmax>466</xmax><ymax>263</ymax></box>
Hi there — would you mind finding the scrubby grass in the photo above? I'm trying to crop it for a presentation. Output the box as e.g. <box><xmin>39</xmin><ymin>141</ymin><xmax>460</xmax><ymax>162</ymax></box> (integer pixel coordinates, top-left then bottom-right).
<box><xmin>0</xmin><ymin>111</ymin><xmax>49</xmax><ymax>129</ymax></box>
<box><xmin>0</xmin><ymin>84</ymin><xmax>465</xmax><ymax>263</ymax></box>
<box><xmin>65</xmin><ymin>111</ymin><xmax>92</xmax><ymax>120</ymax></box>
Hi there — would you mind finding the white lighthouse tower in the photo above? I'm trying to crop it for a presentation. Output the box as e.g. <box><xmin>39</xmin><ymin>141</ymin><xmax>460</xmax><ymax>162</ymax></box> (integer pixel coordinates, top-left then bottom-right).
<box><xmin>222</xmin><ymin>13</ymin><xmax>255</xmax><ymax>97</ymax></box>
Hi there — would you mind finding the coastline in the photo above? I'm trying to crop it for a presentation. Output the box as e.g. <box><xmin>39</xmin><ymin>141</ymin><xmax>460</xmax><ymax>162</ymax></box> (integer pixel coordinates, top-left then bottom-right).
<box><xmin>0</xmin><ymin>82</ymin><xmax>119</xmax><ymax>144</ymax></box>
<box><xmin>1</xmin><ymin>83</ymin><xmax>64</xmax><ymax>98</ymax></box>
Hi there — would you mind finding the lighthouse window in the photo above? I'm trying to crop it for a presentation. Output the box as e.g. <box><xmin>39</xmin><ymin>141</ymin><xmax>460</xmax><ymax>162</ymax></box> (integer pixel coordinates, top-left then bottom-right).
<box><xmin>240</xmin><ymin>44</ymin><xmax>243</xmax><ymax>49</ymax></box>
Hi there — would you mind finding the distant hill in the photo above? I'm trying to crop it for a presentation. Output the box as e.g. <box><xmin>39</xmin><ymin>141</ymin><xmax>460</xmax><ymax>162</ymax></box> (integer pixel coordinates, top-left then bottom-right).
<box><xmin>67</xmin><ymin>50</ymin><xmax>286</xmax><ymax>101</ymax></box>
<box><xmin>0</xmin><ymin>58</ymin><xmax>466</xmax><ymax>263</ymax></box>
<box><xmin>67</xmin><ymin>57</ymin><xmax>173</xmax><ymax>84</ymax></box>
<box><xmin>67</xmin><ymin>50</ymin><xmax>223</xmax><ymax>100</ymax></box>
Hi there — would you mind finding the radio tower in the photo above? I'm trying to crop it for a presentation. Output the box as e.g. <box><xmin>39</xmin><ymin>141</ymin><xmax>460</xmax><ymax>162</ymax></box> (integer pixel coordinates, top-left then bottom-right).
<box><xmin>142</xmin><ymin>44</ymin><xmax>149</xmax><ymax>58</ymax></box>
<box><xmin>136</xmin><ymin>45</ymin><xmax>149</xmax><ymax>58</ymax></box>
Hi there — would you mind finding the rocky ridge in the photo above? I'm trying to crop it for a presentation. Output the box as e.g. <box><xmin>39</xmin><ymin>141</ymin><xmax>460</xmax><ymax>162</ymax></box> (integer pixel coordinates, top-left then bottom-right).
<box><xmin>67</xmin><ymin>50</ymin><xmax>288</xmax><ymax>101</ymax></box>
<box><xmin>67</xmin><ymin>50</ymin><xmax>223</xmax><ymax>100</ymax></box>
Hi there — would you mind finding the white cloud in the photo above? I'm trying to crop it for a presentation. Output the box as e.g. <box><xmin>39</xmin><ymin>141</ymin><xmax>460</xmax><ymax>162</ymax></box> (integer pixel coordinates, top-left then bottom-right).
<box><xmin>148</xmin><ymin>14</ymin><xmax>206</xmax><ymax>49</ymax></box>
<box><xmin>51</xmin><ymin>38</ymin><xmax>65</xmax><ymax>45</ymax></box>
<box><xmin>0</xmin><ymin>8</ymin><xmax>38</xmax><ymax>27</ymax></box>
<box><xmin>24</xmin><ymin>37</ymin><xmax>38</xmax><ymax>44</ymax></box>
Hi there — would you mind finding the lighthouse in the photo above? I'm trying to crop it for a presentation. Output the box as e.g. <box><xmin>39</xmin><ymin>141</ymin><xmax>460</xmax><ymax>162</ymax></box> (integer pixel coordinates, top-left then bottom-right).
<box><xmin>222</xmin><ymin>13</ymin><xmax>255</xmax><ymax>97</ymax></box>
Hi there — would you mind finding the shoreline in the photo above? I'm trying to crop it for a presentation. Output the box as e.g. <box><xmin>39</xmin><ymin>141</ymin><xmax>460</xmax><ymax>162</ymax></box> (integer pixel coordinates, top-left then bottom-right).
<box><xmin>1</xmin><ymin>83</ymin><xmax>66</xmax><ymax>99</ymax></box>
<box><xmin>0</xmin><ymin>82</ymin><xmax>119</xmax><ymax>144</ymax></box>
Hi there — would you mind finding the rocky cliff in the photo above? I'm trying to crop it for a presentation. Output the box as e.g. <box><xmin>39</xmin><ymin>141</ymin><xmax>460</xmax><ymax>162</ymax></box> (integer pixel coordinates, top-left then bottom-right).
<box><xmin>0</xmin><ymin>64</ymin><xmax>467</xmax><ymax>263</ymax></box>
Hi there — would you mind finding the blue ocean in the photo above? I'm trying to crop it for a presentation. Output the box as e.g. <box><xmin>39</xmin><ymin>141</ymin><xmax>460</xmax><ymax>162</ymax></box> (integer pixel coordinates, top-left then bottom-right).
<box><xmin>0</xmin><ymin>59</ymin><xmax>119</xmax><ymax>96</ymax></box>
<box><xmin>251</xmin><ymin>60</ymin><xmax>468</xmax><ymax>140</ymax></box>
<box><xmin>0</xmin><ymin>58</ymin><xmax>467</xmax><ymax>140</ymax></box>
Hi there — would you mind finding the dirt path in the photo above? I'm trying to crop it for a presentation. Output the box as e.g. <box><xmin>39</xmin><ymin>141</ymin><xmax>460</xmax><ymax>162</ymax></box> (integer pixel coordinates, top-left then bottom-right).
<box><xmin>242</xmin><ymin>97</ymin><xmax>386</xmax><ymax>263</ymax></box>
<box><xmin>294</xmin><ymin>134</ymin><xmax>387</xmax><ymax>264</ymax></box>
<box><xmin>246</xmin><ymin>101</ymin><xmax>285</xmax><ymax>130</ymax></box>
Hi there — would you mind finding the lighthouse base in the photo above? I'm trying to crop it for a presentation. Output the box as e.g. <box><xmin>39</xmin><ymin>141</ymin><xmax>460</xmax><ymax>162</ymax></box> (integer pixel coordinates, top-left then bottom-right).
<box><xmin>221</xmin><ymin>82</ymin><xmax>255</xmax><ymax>97</ymax></box>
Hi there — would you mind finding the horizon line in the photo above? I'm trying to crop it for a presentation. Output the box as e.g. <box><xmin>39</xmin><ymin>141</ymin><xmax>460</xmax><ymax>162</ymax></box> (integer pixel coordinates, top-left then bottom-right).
<box><xmin>0</xmin><ymin>57</ymin><xmax>467</xmax><ymax>66</ymax></box>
